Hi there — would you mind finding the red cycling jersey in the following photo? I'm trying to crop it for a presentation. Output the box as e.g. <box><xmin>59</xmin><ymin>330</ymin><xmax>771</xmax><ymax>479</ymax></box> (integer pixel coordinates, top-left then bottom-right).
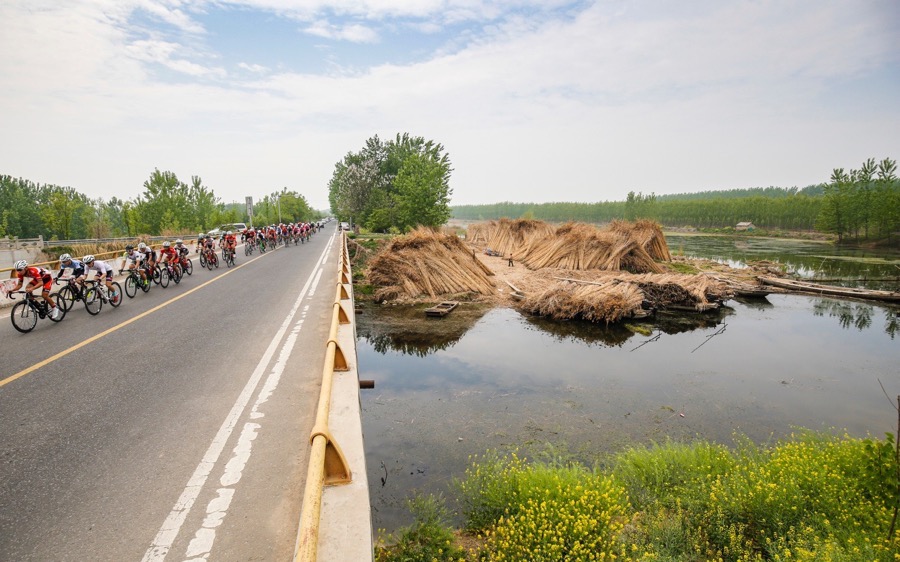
<box><xmin>18</xmin><ymin>266</ymin><xmax>52</xmax><ymax>291</ymax></box>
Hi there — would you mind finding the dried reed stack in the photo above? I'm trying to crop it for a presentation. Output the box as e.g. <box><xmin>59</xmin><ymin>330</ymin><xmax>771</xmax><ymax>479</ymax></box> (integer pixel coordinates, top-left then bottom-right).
<box><xmin>519</xmin><ymin>222</ymin><xmax>666</xmax><ymax>273</ymax></box>
<box><xmin>467</xmin><ymin>218</ymin><xmax>555</xmax><ymax>258</ymax></box>
<box><xmin>366</xmin><ymin>227</ymin><xmax>495</xmax><ymax>302</ymax></box>
<box><xmin>520</xmin><ymin>279</ymin><xmax>646</xmax><ymax>324</ymax></box>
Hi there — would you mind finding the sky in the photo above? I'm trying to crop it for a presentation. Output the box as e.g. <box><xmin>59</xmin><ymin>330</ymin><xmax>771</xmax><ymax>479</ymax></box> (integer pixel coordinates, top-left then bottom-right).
<box><xmin>1</xmin><ymin>1</ymin><xmax>899</xmax><ymax>210</ymax></box>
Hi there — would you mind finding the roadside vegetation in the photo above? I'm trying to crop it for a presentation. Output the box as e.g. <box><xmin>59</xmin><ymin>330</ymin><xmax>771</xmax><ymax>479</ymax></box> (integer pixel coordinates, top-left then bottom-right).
<box><xmin>0</xmin><ymin>170</ymin><xmax>319</xmax><ymax>240</ymax></box>
<box><xmin>376</xmin><ymin>431</ymin><xmax>900</xmax><ymax>561</ymax></box>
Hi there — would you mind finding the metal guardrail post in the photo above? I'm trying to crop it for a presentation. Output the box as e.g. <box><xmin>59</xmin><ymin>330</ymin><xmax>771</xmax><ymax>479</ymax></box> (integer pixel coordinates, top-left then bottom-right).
<box><xmin>294</xmin><ymin>233</ymin><xmax>355</xmax><ymax>561</ymax></box>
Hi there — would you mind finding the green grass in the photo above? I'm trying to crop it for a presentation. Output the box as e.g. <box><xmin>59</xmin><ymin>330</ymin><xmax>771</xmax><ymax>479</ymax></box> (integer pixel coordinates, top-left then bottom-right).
<box><xmin>375</xmin><ymin>432</ymin><xmax>900</xmax><ymax>561</ymax></box>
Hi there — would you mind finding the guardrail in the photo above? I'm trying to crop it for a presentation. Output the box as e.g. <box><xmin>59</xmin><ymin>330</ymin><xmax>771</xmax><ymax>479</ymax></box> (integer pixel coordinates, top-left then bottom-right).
<box><xmin>294</xmin><ymin>233</ymin><xmax>361</xmax><ymax>561</ymax></box>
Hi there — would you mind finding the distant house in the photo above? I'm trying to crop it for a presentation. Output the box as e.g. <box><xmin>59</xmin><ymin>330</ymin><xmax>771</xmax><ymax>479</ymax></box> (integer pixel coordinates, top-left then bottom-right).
<box><xmin>736</xmin><ymin>221</ymin><xmax>755</xmax><ymax>231</ymax></box>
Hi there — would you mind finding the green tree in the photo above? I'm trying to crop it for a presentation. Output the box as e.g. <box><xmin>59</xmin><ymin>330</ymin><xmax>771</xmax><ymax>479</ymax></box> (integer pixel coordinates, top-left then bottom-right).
<box><xmin>41</xmin><ymin>187</ymin><xmax>89</xmax><ymax>240</ymax></box>
<box><xmin>394</xmin><ymin>152</ymin><xmax>453</xmax><ymax>230</ymax></box>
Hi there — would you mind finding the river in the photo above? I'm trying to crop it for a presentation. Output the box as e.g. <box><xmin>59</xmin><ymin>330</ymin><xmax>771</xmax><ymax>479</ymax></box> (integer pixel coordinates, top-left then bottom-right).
<box><xmin>358</xmin><ymin>235</ymin><xmax>900</xmax><ymax>532</ymax></box>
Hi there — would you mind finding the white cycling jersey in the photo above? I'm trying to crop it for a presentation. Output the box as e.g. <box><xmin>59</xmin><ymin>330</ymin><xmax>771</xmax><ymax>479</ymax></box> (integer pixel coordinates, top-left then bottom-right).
<box><xmin>125</xmin><ymin>251</ymin><xmax>144</xmax><ymax>264</ymax></box>
<box><xmin>87</xmin><ymin>259</ymin><xmax>112</xmax><ymax>275</ymax></box>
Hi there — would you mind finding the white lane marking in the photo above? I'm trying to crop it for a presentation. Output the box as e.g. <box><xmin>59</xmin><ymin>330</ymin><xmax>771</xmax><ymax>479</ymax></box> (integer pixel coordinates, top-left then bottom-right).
<box><xmin>142</xmin><ymin>239</ymin><xmax>333</xmax><ymax>562</ymax></box>
<box><xmin>181</xmin><ymin>302</ymin><xmax>316</xmax><ymax>560</ymax></box>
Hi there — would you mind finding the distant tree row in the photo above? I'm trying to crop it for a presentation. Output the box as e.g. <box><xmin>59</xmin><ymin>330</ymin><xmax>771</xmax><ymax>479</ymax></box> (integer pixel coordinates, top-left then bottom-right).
<box><xmin>1</xmin><ymin>171</ymin><xmax>320</xmax><ymax>240</ymax></box>
<box><xmin>452</xmin><ymin>194</ymin><xmax>822</xmax><ymax>231</ymax></box>
<box><xmin>453</xmin><ymin>158</ymin><xmax>899</xmax><ymax>240</ymax></box>
<box><xmin>328</xmin><ymin>133</ymin><xmax>453</xmax><ymax>232</ymax></box>
<box><xmin>816</xmin><ymin>158</ymin><xmax>899</xmax><ymax>242</ymax></box>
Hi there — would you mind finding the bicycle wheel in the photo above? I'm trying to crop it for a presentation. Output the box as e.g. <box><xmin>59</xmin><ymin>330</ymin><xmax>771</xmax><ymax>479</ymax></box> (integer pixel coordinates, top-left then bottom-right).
<box><xmin>84</xmin><ymin>288</ymin><xmax>102</xmax><ymax>315</ymax></box>
<box><xmin>152</xmin><ymin>265</ymin><xmax>162</xmax><ymax>285</ymax></box>
<box><xmin>199</xmin><ymin>252</ymin><xmax>207</xmax><ymax>267</ymax></box>
<box><xmin>125</xmin><ymin>275</ymin><xmax>137</xmax><ymax>298</ymax></box>
<box><xmin>48</xmin><ymin>294</ymin><xmax>66</xmax><ymax>322</ymax></box>
<box><xmin>183</xmin><ymin>259</ymin><xmax>193</xmax><ymax>275</ymax></box>
<box><xmin>172</xmin><ymin>265</ymin><xmax>182</xmax><ymax>284</ymax></box>
<box><xmin>108</xmin><ymin>282</ymin><xmax>122</xmax><ymax>307</ymax></box>
<box><xmin>57</xmin><ymin>285</ymin><xmax>77</xmax><ymax>312</ymax></box>
<box><xmin>11</xmin><ymin>301</ymin><xmax>37</xmax><ymax>333</ymax></box>
<box><xmin>159</xmin><ymin>266</ymin><xmax>170</xmax><ymax>288</ymax></box>
<box><xmin>212</xmin><ymin>254</ymin><xmax>219</xmax><ymax>268</ymax></box>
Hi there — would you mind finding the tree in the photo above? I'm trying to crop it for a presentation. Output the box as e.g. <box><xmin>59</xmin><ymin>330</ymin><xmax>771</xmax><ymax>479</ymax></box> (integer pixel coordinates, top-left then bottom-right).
<box><xmin>327</xmin><ymin>133</ymin><xmax>453</xmax><ymax>232</ymax></box>
<box><xmin>41</xmin><ymin>187</ymin><xmax>89</xmax><ymax>240</ymax></box>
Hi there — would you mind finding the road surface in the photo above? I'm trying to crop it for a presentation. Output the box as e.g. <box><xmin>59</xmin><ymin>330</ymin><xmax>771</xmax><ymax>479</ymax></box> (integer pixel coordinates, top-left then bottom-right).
<box><xmin>0</xmin><ymin>230</ymin><xmax>340</xmax><ymax>561</ymax></box>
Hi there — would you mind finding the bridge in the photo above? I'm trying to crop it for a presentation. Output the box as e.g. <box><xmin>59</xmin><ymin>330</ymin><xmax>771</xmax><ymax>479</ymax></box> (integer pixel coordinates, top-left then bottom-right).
<box><xmin>0</xmin><ymin>230</ymin><xmax>373</xmax><ymax>560</ymax></box>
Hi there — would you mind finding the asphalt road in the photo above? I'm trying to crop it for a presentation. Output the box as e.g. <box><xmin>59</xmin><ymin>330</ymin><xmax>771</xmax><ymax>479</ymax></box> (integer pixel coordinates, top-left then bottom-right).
<box><xmin>0</xmin><ymin>230</ymin><xmax>341</xmax><ymax>561</ymax></box>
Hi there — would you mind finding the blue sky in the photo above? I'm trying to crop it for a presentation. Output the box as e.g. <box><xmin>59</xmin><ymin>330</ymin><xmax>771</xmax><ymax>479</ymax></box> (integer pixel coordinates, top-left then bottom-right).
<box><xmin>1</xmin><ymin>0</ymin><xmax>898</xmax><ymax>210</ymax></box>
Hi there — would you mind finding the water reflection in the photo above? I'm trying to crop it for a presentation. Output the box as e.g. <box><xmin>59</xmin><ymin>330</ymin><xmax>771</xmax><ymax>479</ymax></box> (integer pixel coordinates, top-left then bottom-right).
<box><xmin>813</xmin><ymin>299</ymin><xmax>900</xmax><ymax>338</ymax></box>
<box><xmin>668</xmin><ymin>234</ymin><xmax>900</xmax><ymax>290</ymax></box>
<box><xmin>357</xmin><ymin>302</ymin><xmax>489</xmax><ymax>356</ymax></box>
<box><xmin>360</xmin><ymin>298</ymin><xmax>900</xmax><ymax>533</ymax></box>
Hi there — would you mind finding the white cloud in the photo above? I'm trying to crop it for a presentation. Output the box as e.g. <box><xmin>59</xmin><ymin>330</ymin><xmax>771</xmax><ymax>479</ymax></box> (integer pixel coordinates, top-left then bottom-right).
<box><xmin>0</xmin><ymin>0</ymin><xmax>897</xmax><ymax>207</ymax></box>
<box><xmin>303</xmin><ymin>19</ymin><xmax>380</xmax><ymax>42</ymax></box>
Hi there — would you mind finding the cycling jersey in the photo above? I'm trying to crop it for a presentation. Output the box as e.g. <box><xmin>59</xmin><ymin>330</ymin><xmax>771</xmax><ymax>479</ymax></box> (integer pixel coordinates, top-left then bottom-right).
<box><xmin>224</xmin><ymin>234</ymin><xmax>237</xmax><ymax>247</ymax></box>
<box><xmin>56</xmin><ymin>259</ymin><xmax>86</xmax><ymax>278</ymax></box>
<box><xmin>87</xmin><ymin>259</ymin><xmax>113</xmax><ymax>280</ymax></box>
<box><xmin>124</xmin><ymin>251</ymin><xmax>144</xmax><ymax>264</ymax></box>
<box><xmin>20</xmin><ymin>266</ymin><xmax>53</xmax><ymax>291</ymax></box>
<box><xmin>159</xmin><ymin>247</ymin><xmax>177</xmax><ymax>261</ymax></box>
<box><xmin>141</xmin><ymin>249</ymin><xmax>157</xmax><ymax>263</ymax></box>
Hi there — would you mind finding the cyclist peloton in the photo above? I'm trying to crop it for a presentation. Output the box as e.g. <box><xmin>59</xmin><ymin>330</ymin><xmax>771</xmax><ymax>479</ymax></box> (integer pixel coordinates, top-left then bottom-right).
<box><xmin>8</xmin><ymin>260</ymin><xmax>62</xmax><ymax>319</ymax></box>
<box><xmin>83</xmin><ymin>255</ymin><xmax>118</xmax><ymax>301</ymax></box>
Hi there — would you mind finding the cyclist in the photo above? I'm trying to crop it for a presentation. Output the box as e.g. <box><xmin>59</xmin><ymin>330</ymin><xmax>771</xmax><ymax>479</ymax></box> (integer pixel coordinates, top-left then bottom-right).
<box><xmin>223</xmin><ymin>230</ymin><xmax>237</xmax><ymax>261</ymax></box>
<box><xmin>55</xmin><ymin>253</ymin><xmax>87</xmax><ymax>286</ymax></box>
<box><xmin>123</xmin><ymin>244</ymin><xmax>148</xmax><ymax>285</ymax></box>
<box><xmin>138</xmin><ymin>242</ymin><xmax>157</xmax><ymax>272</ymax></box>
<box><xmin>174</xmin><ymin>239</ymin><xmax>190</xmax><ymax>265</ymax></box>
<box><xmin>202</xmin><ymin>233</ymin><xmax>217</xmax><ymax>263</ymax></box>
<box><xmin>83</xmin><ymin>255</ymin><xmax>118</xmax><ymax>302</ymax></box>
<box><xmin>195</xmin><ymin>232</ymin><xmax>205</xmax><ymax>253</ymax></box>
<box><xmin>159</xmin><ymin>241</ymin><xmax>179</xmax><ymax>274</ymax></box>
<box><xmin>8</xmin><ymin>260</ymin><xmax>61</xmax><ymax>319</ymax></box>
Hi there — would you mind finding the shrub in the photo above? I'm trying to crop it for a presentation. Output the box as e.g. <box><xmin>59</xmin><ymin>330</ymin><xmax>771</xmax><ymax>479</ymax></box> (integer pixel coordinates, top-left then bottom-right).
<box><xmin>375</xmin><ymin>493</ymin><xmax>468</xmax><ymax>562</ymax></box>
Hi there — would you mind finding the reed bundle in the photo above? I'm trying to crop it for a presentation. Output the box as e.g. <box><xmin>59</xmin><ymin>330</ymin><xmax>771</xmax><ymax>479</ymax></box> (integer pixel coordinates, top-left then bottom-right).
<box><xmin>519</xmin><ymin>279</ymin><xmax>645</xmax><ymax>324</ymax></box>
<box><xmin>366</xmin><ymin>227</ymin><xmax>495</xmax><ymax>302</ymax></box>
<box><xmin>467</xmin><ymin>218</ymin><xmax>555</xmax><ymax>258</ymax></box>
<box><xmin>519</xmin><ymin>222</ymin><xmax>666</xmax><ymax>273</ymax></box>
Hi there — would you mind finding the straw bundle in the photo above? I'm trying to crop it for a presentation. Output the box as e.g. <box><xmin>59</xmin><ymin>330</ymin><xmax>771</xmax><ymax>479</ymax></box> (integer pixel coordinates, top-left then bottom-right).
<box><xmin>519</xmin><ymin>279</ymin><xmax>646</xmax><ymax>324</ymax></box>
<box><xmin>518</xmin><ymin>222</ymin><xmax>665</xmax><ymax>273</ymax></box>
<box><xmin>608</xmin><ymin>219</ymin><xmax>672</xmax><ymax>261</ymax></box>
<box><xmin>467</xmin><ymin>218</ymin><xmax>555</xmax><ymax>258</ymax></box>
<box><xmin>366</xmin><ymin>227</ymin><xmax>495</xmax><ymax>302</ymax></box>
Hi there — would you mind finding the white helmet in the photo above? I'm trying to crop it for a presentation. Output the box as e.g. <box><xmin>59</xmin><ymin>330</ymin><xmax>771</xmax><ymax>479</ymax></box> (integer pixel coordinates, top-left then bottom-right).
<box><xmin>59</xmin><ymin>253</ymin><xmax>72</xmax><ymax>262</ymax></box>
<box><xmin>227</xmin><ymin>230</ymin><xmax>233</xmax><ymax>235</ymax></box>
<box><xmin>175</xmin><ymin>239</ymin><xmax>183</xmax><ymax>245</ymax></box>
<box><xmin>14</xmin><ymin>259</ymin><xmax>27</xmax><ymax>270</ymax></box>
<box><xmin>83</xmin><ymin>255</ymin><xmax>96</xmax><ymax>264</ymax></box>
<box><xmin>163</xmin><ymin>241</ymin><xmax>171</xmax><ymax>248</ymax></box>
<box><xmin>138</xmin><ymin>242</ymin><xmax>147</xmax><ymax>250</ymax></box>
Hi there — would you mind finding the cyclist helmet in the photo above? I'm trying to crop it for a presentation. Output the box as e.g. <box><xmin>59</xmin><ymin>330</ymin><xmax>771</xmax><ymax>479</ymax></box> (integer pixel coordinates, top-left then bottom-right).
<box><xmin>175</xmin><ymin>239</ymin><xmax>183</xmax><ymax>245</ymax></box>
<box><xmin>199</xmin><ymin>232</ymin><xmax>204</xmax><ymax>237</ymax></box>
<box><xmin>125</xmin><ymin>245</ymin><xmax>134</xmax><ymax>252</ymax></box>
<box><xmin>83</xmin><ymin>255</ymin><xmax>95</xmax><ymax>264</ymax></box>
<box><xmin>226</xmin><ymin>230</ymin><xmax>233</xmax><ymax>235</ymax></box>
<box><xmin>59</xmin><ymin>253</ymin><xmax>72</xmax><ymax>262</ymax></box>
<box><xmin>138</xmin><ymin>242</ymin><xmax>147</xmax><ymax>250</ymax></box>
<box><xmin>14</xmin><ymin>259</ymin><xmax>27</xmax><ymax>270</ymax></box>
<box><xmin>163</xmin><ymin>241</ymin><xmax>171</xmax><ymax>248</ymax></box>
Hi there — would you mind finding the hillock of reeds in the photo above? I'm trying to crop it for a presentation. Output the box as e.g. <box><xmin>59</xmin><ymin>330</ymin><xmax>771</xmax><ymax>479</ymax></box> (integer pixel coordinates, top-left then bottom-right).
<box><xmin>365</xmin><ymin>227</ymin><xmax>495</xmax><ymax>302</ymax></box>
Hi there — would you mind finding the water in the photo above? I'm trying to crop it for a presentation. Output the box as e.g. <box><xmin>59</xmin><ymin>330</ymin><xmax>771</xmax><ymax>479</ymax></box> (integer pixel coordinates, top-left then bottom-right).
<box><xmin>358</xmin><ymin>237</ymin><xmax>900</xmax><ymax>533</ymax></box>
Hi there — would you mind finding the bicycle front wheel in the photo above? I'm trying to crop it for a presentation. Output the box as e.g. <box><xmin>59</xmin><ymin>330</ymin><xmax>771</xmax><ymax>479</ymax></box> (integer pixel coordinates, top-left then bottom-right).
<box><xmin>159</xmin><ymin>267</ymin><xmax>170</xmax><ymax>288</ymax></box>
<box><xmin>183</xmin><ymin>259</ymin><xmax>193</xmax><ymax>275</ymax></box>
<box><xmin>57</xmin><ymin>285</ymin><xmax>77</xmax><ymax>312</ymax></box>
<box><xmin>108</xmin><ymin>282</ymin><xmax>122</xmax><ymax>307</ymax></box>
<box><xmin>172</xmin><ymin>265</ymin><xmax>182</xmax><ymax>284</ymax></box>
<box><xmin>11</xmin><ymin>301</ymin><xmax>38</xmax><ymax>333</ymax></box>
<box><xmin>199</xmin><ymin>252</ymin><xmax>207</xmax><ymax>267</ymax></box>
<box><xmin>48</xmin><ymin>293</ymin><xmax>66</xmax><ymax>322</ymax></box>
<box><xmin>125</xmin><ymin>275</ymin><xmax>137</xmax><ymax>298</ymax></box>
<box><xmin>84</xmin><ymin>288</ymin><xmax>102</xmax><ymax>315</ymax></box>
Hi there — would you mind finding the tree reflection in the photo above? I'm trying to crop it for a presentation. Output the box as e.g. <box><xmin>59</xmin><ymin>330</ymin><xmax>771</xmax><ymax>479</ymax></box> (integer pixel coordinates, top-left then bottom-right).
<box><xmin>356</xmin><ymin>302</ymin><xmax>489</xmax><ymax>356</ymax></box>
<box><xmin>812</xmin><ymin>299</ymin><xmax>899</xmax><ymax>337</ymax></box>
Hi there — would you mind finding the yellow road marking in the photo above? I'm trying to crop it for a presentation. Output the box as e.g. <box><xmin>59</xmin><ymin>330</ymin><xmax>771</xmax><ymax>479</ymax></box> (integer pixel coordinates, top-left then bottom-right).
<box><xmin>1</xmin><ymin>251</ymin><xmax>270</xmax><ymax>388</ymax></box>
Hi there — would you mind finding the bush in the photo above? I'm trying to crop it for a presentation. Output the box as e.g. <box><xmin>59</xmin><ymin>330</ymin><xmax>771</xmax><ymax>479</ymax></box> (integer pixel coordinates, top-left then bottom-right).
<box><xmin>375</xmin><ymin>493</ymin><xmax>468</xmax><ymax>562</ymax></box>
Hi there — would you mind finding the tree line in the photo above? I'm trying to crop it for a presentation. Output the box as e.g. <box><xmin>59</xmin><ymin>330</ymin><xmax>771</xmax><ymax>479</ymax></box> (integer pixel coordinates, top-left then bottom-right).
<box><xmin>328</xmin><ymin>133</ymin><xmax>453</xmax><ymax>232</ymax></box>
<box><xmin>452</xmin><ymin>157</ymin><xmax>898</xmax><ymax>241</ymax></box>
<box><xmin>1</xmin><ymin>170</ymin><xmax>320</xmax><ymax>240</ymax></box>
